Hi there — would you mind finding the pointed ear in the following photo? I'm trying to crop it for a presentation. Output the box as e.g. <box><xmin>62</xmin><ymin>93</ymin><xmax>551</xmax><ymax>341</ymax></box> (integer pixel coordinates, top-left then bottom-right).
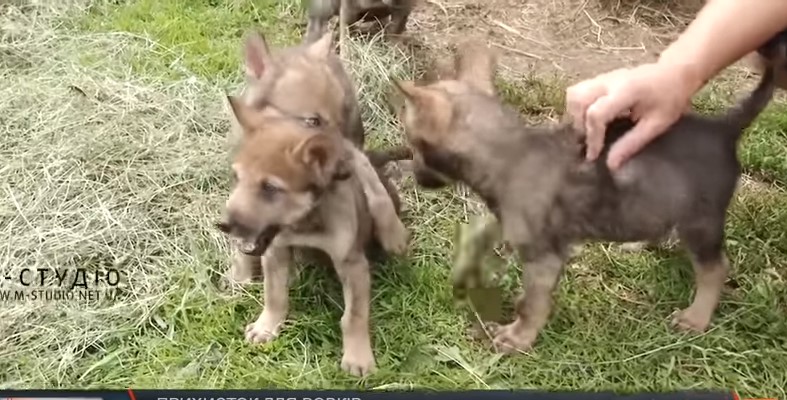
<box><xmin>244</xmin><ymin>31</ymin><xmax>271</xmax><ymax>80</ymax></box>
<box><xmin>392</xmin><ymin>80</ymin><xmax>421</xmax><ymax>104</ymax></box>
<box><xmin>393</xmin><ymin>80</ymin><xmax>454</xmax><ymax>138</ymax></box>
<box><xmin>227</xmin><ymin>95</ymin><xmax>253</xmax><ymax>129</ymax></box>
<box><xmin>292</xmin><ymin>134</ymin><xmax>340</xmax><ymax>186</ymax></box>
<box><xmin>306</xmin><ymin>30</ymin><xmax>334</xmax><ymax>59</ymax></box>
<box><xmin>454</xmin><ymin>39</ymin><xmax>497</xmax><ymax>96</ymax></box>
<box><xmin>393</xmin><ymin>80</ymin><xmax>446</xmax><ymax>112</ymax></box>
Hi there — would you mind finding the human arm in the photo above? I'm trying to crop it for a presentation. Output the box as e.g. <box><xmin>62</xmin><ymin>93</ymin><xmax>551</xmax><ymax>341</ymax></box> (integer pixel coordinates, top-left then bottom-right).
<box><xmin>566</xmin><ymin>0</ymin><xmax>787</xmax><ymax>170</ymax></box>
<box><xmin>659</xmin><ymin>0</ymin><xmax>787</xmax><ymax>92</ymax></box>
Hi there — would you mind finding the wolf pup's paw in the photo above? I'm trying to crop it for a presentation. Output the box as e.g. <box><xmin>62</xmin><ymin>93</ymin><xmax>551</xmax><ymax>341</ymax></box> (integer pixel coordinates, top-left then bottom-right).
<box><xmin>670</xmin><ymin>307</ymin><xmax>711</xmax><ymax>333</ymax></box>
<box><xmin>617</xmin><ymin>241</ymin><xmax>649</xmax><ymax>253</ymax></box>
<box><xmin>491</xmin><ymin>321</ymin><xmax>536</xmax><ymax>354</ymax></box>
<box><xmin>244</xmin><ymin>318</ymin><xmax>282</xmax><ymax>344</ymax></box>
<box><xmin>380</xmin><ymin>218</ymin><xmax>409</xmax><ymax>256</ymax></box>
<box><xmin>341</xmin><ymin>346</ymin><xmax>376</xmax><ymax>377</ymax></box>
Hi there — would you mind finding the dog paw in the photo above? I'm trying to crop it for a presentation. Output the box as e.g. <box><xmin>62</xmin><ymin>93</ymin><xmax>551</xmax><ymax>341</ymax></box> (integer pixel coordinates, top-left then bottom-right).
<box><xmin>568</xmin><ymin>243</ymin><xmax>586</xmax><ymax>257</ymax></box>
<box><xmin>617</xmin><ymin>241</ymin><xmax>648</xmax><ymax>253</ymax></box>
<box><xmin>341</xmin><ymin>346</ymin><xmax>376</xmax><ymax>377</ymax></box>
<box><xmin>244</xmin><ymin>319</ymin><xmax>282</xmax><ymax>344</ymax></box>
<box><xmin>491</xmin><ymin>322</ymin><xmax>536</xmax><ymax>354</ymax></box>
<box><xmin>671</xmin><ymin>307</ymin><xmax>711</xmax><ymax>333</ymax></box>
<box><xmin>380</xmin><ymin>219</ymin><xmax>409</xmax><ymax>256</ymax></box>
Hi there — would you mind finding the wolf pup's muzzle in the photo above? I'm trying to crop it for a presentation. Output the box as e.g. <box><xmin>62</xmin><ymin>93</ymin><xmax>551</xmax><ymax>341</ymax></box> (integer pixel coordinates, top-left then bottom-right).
<box><xmin>215</xmin><ymin>215</ymin><xmax>282</xmax><ymax>257</ymax></box>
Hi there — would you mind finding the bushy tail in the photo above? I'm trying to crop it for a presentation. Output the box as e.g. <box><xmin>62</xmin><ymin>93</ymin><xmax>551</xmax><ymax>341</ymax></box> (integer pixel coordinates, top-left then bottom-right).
<box><xmin>365</xmin><ymin>145</ymin><xmax>413</xmax><ymax>168</ymax></box>
<box><xmin>723</xmin><ymin>44</ymin><xmax>786</xmax><ymax>134</ymax></box>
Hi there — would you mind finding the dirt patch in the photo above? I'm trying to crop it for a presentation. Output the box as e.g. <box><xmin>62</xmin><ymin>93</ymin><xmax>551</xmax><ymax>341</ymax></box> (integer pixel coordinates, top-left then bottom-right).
<box><xmin>407</xmin><ymin>0</ymin><xmax>702</xmax><ymax>81</ymax></box>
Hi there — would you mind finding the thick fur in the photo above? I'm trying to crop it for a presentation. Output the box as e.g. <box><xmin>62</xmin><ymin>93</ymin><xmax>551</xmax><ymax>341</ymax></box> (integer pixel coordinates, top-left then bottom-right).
<box><xmin>304</xmin><ymin>0</ymin><xmax>415</xmax><ymax>44</ymax></box>
<box><xmin>394</xmin><ymin>39</ymin><xmax>782</xmax><ymax>354</ymax></box>
<box><xmin>227</xmin><ymin>29</ymin><xmax>409</xmax><ymax>283</ymax></box>
<box><xmin>218</xmin><ymin>99</ymin><xmax>408</xmax><ymax>377</ymax></box>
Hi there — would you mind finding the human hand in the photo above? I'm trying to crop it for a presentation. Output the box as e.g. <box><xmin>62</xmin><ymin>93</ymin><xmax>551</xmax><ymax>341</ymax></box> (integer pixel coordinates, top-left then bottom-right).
<box><xmin>565</xmin><ymin>61</ymin><xmax>702</xmax><ymax>170</ymax></box>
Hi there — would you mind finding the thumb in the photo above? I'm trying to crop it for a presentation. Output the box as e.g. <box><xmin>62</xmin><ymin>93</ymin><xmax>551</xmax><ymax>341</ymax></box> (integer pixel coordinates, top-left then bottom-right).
<box><xmin>606</xmin><ymin>113</ymin><xmax>672</xmax><ymax>170</ymax></box>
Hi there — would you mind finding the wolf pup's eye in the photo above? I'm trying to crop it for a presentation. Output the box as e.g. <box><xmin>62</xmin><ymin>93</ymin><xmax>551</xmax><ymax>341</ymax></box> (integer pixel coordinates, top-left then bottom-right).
<box><xmin>260</xmin><ymin>180</ymin><xmax>281</xmax><ymax>199</ymax></box>
<box><xmin>302</xmin><ymin>115</ymin><xmax>322</xmax><ymax>128</ymax></box>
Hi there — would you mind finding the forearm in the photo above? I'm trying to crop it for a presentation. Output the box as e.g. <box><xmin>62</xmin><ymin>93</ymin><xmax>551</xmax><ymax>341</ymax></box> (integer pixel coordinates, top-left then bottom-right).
<box><xmin>658</xmin><ymin>0</ymin><xmax>787</xmax><ymax>93</ymax></box>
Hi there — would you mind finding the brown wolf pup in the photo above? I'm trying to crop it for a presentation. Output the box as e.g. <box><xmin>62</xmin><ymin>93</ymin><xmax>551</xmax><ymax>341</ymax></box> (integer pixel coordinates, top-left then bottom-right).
<box><xmin>304</xmin><ymin>0</ymin><xmax>415</xmax><ymax>44</ymax></box>
<box><xmin>393</xmin><ymin>39</ymin><xmax>782</xmax><ymax>354</ymax></box>
<box><xmin>217</xmin><ymin>94</ymin><xmax>408</xmax><ymax>376</ymax></box>
<box><xmin>227</xmin><ymin>29</ymin><xmax>409</xmax><ymax>283</ymax></box>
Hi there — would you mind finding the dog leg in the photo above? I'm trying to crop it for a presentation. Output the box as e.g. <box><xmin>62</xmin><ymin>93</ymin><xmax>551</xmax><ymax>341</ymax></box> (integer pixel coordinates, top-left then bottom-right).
<box><xmin>672</xmin><ymin>221</ymin><xmax>729</xmax><ymax>332</ymax></box>
<box><xmin>245</xmin><ymin>246</ymin><xmax>293</xmax><ymax>344</ymax></box>
<box><xmin>305</xmin><ymin>0</ymin><xmax>339</xmax><ymax>44</ymax></box>
<box><xmin>335</xmin><ymin>251</ymin><xmax>376</xmax><ymax>376</ymax></box>
<box><xmin>378</xmin><ymin>169</ymin><xmax>402</xmax><ymax>214</ymax></box>
<box><xmin>350</xmin><ymin>147</ymin><xmax>408</xmax><ymax>255</ymax></box>
<box><xmin>227</xmin><ymin>250</ymin><xmax>262</xmax><ymax>284</ymax></box>
<box><xmin>492</xmin><ymin>244</ymin><xmax>566</xmax><ymax>354</ymax></box>
<box><xmin>384</xmin><ymin>1</ymin><xmax>411</xmax><ymax>36</ymax></box>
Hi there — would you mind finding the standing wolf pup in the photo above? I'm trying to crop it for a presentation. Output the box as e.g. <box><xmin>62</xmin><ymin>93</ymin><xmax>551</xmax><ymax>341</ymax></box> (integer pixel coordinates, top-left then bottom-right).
<box><xmin>218</xmin><ymin>96</ymin><xmax>403</xmax><ymax>376</ymax></box>
<box><xmin>304</xmin><ymin>0</ymin><xmax>415</xmax><ymax>43</ymax></box>
<box><xmin>227</xmin><ymin>30</ymin><xmax>408</xmax><ymax>284</ymax></box>
<box><xmin>217</xmin><ymin>30</ymin><xmax>410</xmax><ymax>376</ymax></box>
<box><xmin>394</xmin><ymin>39</ymin><xmax>783</xmax><ymax>354</ymax></box>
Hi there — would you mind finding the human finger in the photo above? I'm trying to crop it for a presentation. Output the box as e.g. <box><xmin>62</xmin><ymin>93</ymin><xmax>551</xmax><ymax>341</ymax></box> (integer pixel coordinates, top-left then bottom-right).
<box><xmin>606</xmin><ymin>114</ymin><xmax>672</xmax><ymax>170</ymax></box>
<box><xmin>583</xmin><ymin>89</ymin><xmax>636</xmax><ymax>161</ymax></box>
<box><xmin>565</xmin><ymin>80</ymin><xmax>606</xmax><ymax>132</ymax></box>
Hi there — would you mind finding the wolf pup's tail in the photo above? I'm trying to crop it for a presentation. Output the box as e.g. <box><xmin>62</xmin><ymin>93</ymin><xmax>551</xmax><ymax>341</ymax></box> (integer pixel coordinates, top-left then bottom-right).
<box><xmin>365</xmin><ymin>145</ymin><xmax>413</xmax><ymax>168</ymax></box>
<box><xmin>723</xmin><ymin>44</ymin><xmax>786</xmax><ymax>134</ymax></box>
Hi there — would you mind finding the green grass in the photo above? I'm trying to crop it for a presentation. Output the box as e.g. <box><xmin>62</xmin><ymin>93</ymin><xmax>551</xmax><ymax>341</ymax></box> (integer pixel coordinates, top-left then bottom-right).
<box><xmin>79</xmin><ymin>0</ymin><xmax>303</xmax><ymax>81</ymax></box>
<box><xmin>0</xmin><ymin>0</ymin><xmax>785</xmax><ymax>396</ymax></box>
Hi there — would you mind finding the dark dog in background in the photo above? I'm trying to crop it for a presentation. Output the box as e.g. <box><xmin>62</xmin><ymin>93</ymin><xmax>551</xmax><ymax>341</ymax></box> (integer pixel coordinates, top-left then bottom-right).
<box><xmin>305</xmin><ymin>0</ymin><xmax>415</xmax><ymax>43</ymax></box>
<box><xmin>394</xmin><ymin>39</ymin><xmax>782</xmax><ymax>353</ymax></box>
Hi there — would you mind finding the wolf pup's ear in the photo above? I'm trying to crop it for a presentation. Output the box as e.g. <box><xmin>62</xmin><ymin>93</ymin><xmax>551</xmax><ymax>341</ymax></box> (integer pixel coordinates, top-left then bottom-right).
<box><xmin>393</xmin><ymin>80</ymin><xmax>422</xmax><ymax>106</ymax></box>
<box><xmin>393</xmin><ymin>80</ymin><xmax>454</xmax><ymax>137</ymax></box>
<box><xmin>454</xmin><ymin>39</ymin><xmax>497</xmax><ymax>96</ymax></box>
<box><xmin>227</xmin><ymin>95</ymin><xmax>257</xmax><ymax>132</ymax></box>
<box><xmin>292</xmin><ymin>134</ymin><xmax>341</xmax><ymax>186</ymax></box>
<box><xmin>244</xmin><ymin>31</ymin><xmax>272</xmax><ymax>79</ymax></box>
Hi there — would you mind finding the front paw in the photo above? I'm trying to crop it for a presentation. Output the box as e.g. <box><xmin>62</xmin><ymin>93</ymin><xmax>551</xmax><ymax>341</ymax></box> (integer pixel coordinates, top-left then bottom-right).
<box><xmin>380</xmin><ymin>218</ymin><xmax>409</xmax><ymax>256</ymax></box>
<box><xmin>244</xmin><ymin>315</ymin><xmax>284</xmax><ymax>344</ymax></box>
<box><xmin>341</xmin><ymin>345</ymin><xmax>376</xmax><ymax>377</ymax></box>
<box><xmin>491</xmin><ymin>321</ymin><xmax>537</xmax><ymax>354</ymax></box>
<box><xmin>617</xmin><ymin>241</ymin><xmax>649</xmax><ymax>253</ymax></box>
<box><xmin>671</xmin><ymin>307</ymin><xmax>711</xmax><ymax>333</ymax></box>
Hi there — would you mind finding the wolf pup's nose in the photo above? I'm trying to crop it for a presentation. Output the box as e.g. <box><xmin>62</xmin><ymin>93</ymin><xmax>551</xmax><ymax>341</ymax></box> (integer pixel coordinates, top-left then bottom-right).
<box><xmin>215</xmin><ymin>212</ymin><xmax>236</xmax><ymax>234</ymax></box>
<box><xmin>215</xmin><ymin>220</ymin><xmax>232</xmax><ymax>234</ymax></box>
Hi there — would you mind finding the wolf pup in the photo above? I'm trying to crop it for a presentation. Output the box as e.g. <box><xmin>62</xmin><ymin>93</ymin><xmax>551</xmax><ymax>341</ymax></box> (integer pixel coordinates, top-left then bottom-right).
<box><xmin>217</xmin><ymin>92</ymin><xmax>409</xmax><ymax>376</ymax></box>
<box><xmin>304</xmin><ymin>0</ymin><xmax>415</xmax><ymax>43</ymax></box>
<box><xmin>393</xmin><ymin>39</ymin><xmax>782</xmax><ymax>354</ymax></box>
<box><xmin>228</xmin><ymin>30</ymin><xmax>408</xmax><ymax>283</ymax></box>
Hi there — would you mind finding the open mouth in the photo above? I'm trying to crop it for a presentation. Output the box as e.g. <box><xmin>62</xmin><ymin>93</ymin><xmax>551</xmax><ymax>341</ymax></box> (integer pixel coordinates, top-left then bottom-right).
<box><xmin>233</xmin><ymin>225</ymin><xmax>281</xmax><ymax>257</ymax></box>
